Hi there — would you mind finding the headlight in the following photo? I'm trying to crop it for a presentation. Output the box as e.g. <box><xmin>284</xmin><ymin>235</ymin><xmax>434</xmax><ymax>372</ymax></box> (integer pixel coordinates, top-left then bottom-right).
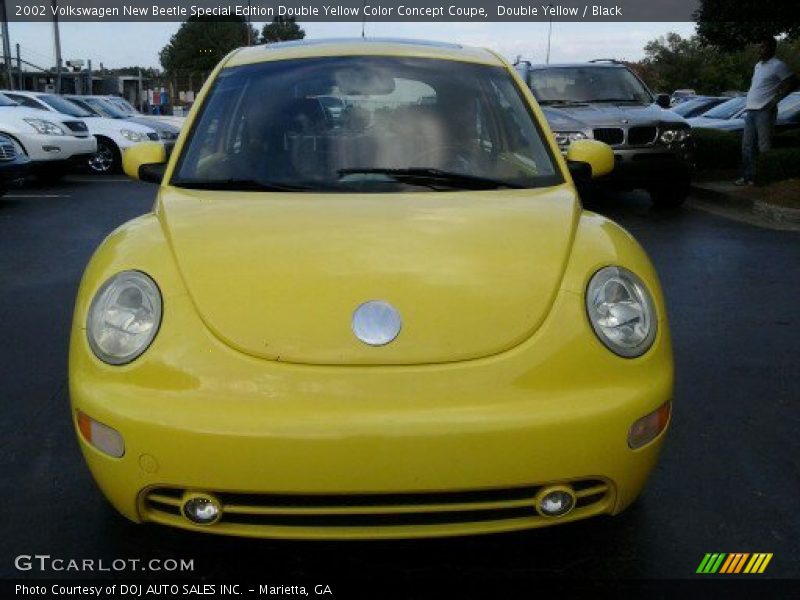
<box><xmin>553</xmin><ymin>131</ymin><xmax>588</xmax><ymax>147</ymax></box>
<box><xmin>120</xmin><ymin>128</ymin><xmax>146</xmax><ymax>142</ymax></box>
<box><xmin>586</xmin><ymin>266</ymin><xmax>657</xmax><ymax>358</ymax></box>
<box><xmin>659</xmin><ymin>128</ymin><xmax>690</xmax><ymax>144</ymax></box>
<box><xmin>87</xmin><ymin>271</ymin><xmax>162</xmax><ymax>365</ymax></box>
<box><xmin>24</xmin><ymin>118</ymin><xmax>65</xmax><ymax>136</ymax></box>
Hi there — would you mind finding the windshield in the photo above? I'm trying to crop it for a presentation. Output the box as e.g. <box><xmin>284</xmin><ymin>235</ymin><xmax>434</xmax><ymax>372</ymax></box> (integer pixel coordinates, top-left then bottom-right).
<box><xmin>528</xmin><ymin>66</ymin><xmax>652</xmax><ymax>105</ymax></box>
<box><xmin>672</xmin><ymin>97</ymin><xmax>714</xmax><ymax>116</ymax></box>
<box><xmin>702</xmin><ymin>97</ymin><xmax>746</xmax><ymax>119</ymax></box>
<box><xmin>39</xmin><ymin>95</ymin><xmax>94</xmax><ymax>117</ymax></box>
<box><xmin>173</xmin><ymin>56</ymin><xmax>561</xmax><ymax>192</ymax></box>
<box><xmin>0</xmin><ymin>93</ymin><xmax>18</xmax><ymax>107</ymax></box>
<box><xmin>82</xmin><ymin>97</ymin><xmax>127</xmax><ymax>119</ymax></box>
<box><xmin>107</xmin><ymin>97</ymin><xmax>138</xmax><ymax>115</ymax></box>
<box><xmin>778</xmin><ymin>93</ymin><xmax>800</xmax><ymax>116</ymax></box>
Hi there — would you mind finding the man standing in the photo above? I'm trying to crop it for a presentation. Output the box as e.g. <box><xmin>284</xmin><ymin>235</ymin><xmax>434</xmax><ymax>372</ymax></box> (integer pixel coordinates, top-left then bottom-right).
<box><xmin>736</xmin><ymin>36</ymin><xmax>798</xmax><ymax>185</ymax></box>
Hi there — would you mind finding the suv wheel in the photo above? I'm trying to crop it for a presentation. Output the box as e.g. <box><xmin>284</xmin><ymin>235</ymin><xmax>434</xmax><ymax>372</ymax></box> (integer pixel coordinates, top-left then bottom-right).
<box><xmin>88</xmin><ymin>139</ymin><xmax>121</xmax><ymax>175</ymax></box>
<box><xmin>648</xmin><ymin>179</ymin><xmax>690</xmax><ymax>209</ymax></box>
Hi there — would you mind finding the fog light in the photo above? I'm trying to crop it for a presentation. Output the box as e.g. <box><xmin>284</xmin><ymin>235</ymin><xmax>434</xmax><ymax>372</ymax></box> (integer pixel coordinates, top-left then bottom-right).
<box><xmin>182</xmin><ymin>494</ymin><xmax>222</xmax><ymax>525</ymax></box>
<box><xmin>76</xmin><ymin>411</ymin><xmax>124</xmax><ymax>458</ymax></box>
<box><xmin>535</xmin><ymin>486</ymin><xmax>576</xmax><ymax>517</ymax></box>
<box><xmin>628</xmin><ymin>401</ymin><xmax>672</xmax><ymax>449</ymax></box>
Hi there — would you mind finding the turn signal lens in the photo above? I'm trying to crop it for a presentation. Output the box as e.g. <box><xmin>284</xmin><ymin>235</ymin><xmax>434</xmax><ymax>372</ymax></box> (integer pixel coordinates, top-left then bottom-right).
<box><xmin>628</xmin><ymin>401</ymin><xmax>671</xmax><ymax>449</ymax></box>
<box><xmin>76</xmin><ymin>411</ymin><xmax>125</xmax><ymax>458</ymax></box>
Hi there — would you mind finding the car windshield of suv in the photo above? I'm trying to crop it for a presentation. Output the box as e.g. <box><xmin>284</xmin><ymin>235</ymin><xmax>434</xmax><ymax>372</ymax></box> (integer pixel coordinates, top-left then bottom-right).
<box><xmin>82</xmin><ymin>97</ymin><xmax>127</xmax><ymax>119</ymax></box>
<box><xmin>39</xmin><ymin>95</ymin><xmax>94</xmax><ymax>117</ymax></box>
<box><xmin>528</xmin><ymin>66</ymin><xmax>652</xmax><ymax>105</ymax></box>
<box><xmin>173</xmin><ymin>56</ymin><xmax>561</xmax><ymax>192</ymax></box>
<box><xmin>701</xmin><ymin>97</ymin><xmax>746</xmax><ymax>119</ymax></box>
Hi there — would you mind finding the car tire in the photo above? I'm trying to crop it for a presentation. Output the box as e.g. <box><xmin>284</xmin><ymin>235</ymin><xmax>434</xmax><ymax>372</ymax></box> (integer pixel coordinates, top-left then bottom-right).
<box><xmin>648</xmin><ymin>179</ymin><xmax>690</xmax><ymax>209</ymax></box>
<box><xmin>87</xmin><ymin>138</ymin><xmax>121</xmax><ymax>175</ymax></box>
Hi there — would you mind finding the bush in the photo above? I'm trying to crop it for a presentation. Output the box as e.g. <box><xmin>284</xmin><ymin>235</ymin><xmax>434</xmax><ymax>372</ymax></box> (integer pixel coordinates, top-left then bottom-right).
<box><xmin>755</xmin><ymin>148</ymin><xmax>800</xmax><ymax>185</ymax></box>
<box><xmin>691</xmin><ymin>128</ymin><xmax>741</xmax><ymax>171</ymax></box>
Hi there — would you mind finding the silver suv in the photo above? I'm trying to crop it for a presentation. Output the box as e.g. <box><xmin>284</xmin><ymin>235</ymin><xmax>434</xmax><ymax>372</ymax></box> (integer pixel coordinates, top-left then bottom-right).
<box><xmin>515</xmin><ymin>60</ymin><xmax>694</xmax><ymax>207</ymax></box>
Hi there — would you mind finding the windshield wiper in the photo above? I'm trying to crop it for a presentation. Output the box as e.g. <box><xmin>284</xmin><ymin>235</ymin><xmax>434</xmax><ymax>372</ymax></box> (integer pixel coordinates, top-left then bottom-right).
<box><xmin>338</xmin><ymin>167</ymin><xmax>525</xmax><ymax>190</ymax></box>
<box><xmin>539</xmin><ymin>100</ymin><xmax>589</xmax><ymax>107</ymax></box>
<box><xmin>170</xmin><ymin>178</ymin><xmax>317</xmax><ymax>192</ymax></box>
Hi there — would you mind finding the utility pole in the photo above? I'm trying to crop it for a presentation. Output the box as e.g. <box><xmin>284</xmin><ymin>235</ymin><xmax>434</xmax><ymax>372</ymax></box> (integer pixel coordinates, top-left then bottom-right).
<box><xmin>87</xmin><ymin>59</ymin><xmax>92</xmax><ymax>95</ymax></box>
<box><xmin>546</xmin><ymin>4</ymin><xmax>553</xmax><ymax>65</ymax></box>
<box><xmin>361</xmin><ymin>0</ymin><xmax>366</xmax><ymax>38</ymax></box>
<box><xmin>0</xmin><ymin>0</ymin><xmax>14</xmax><ymax>89</ymax></box>
<box><xmin>15</xmin><ymin>42</ymin><xmax>21</xmax><ymax>89</ymax></box>
<box><xmin>52</xmin><ymin>0</ymin><xmax>63</xmax><ymax>92</ymax></box>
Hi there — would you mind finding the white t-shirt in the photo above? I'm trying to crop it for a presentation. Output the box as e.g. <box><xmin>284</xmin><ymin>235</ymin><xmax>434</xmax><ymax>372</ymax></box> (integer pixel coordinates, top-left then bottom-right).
<box><xmin>746</xmin><ymin>57</ymin><xmax>793</xmax><ymax>110</ymax></box>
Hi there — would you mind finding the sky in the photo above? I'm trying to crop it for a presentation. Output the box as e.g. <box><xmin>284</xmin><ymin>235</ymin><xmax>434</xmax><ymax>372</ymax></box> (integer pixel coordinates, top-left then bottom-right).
<box><xmin>7</xmin><ymin>21</ymin><xmax>697</xmax><ymax>71</ymax></box>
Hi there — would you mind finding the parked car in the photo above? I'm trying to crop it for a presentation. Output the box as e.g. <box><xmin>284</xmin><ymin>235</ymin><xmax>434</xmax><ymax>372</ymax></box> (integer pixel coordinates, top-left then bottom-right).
<box><xmin>670</xmin><ymin>89</ymin><xmax>696</xmax><ymax>106</ymax></box>
<box><xmin>685</xmin><ymin>96</ymin><xmax>747</xmax><ymax>131</ymax></box>
<box><xmin>1</xmin><ymin>90</ymin><xmax>161</xmax><ymax>174</ymax></box>
<box><xmin>65</xmin><ymin>95</ymin><xmax>180</xmax><ymax>155</ymax></box>
<box><xmin>670</xmin><ymin>96</ymin><xmax>730</xmax><ymax>118</ymax></box>
<box><xmin>0</xmin><ymin>92</ymin><xmax>95</xmax><ymax>183</ymax></box>
<box><xmin>688</xmin><ymin>93</ymin><xmax>800</xmax><ymax>134</ymax></box>
<box><xmin>515</xmin><ymin>59</ymin><xmax>694</xmax><ymax>207</ymax></box>
<box><xmin>0</xmin><ymin>132</ymin><xmax>32</xmax><ymax>195</ymax></box>
<box><xmin>71</xmin><ymin>39</ymin><xmax>673</xmax><ymax>540</ymax></box>
<box><xmin>103</xmin><ymin>95</ymin><xmax>187</xmax><ymax>130</ymax></box>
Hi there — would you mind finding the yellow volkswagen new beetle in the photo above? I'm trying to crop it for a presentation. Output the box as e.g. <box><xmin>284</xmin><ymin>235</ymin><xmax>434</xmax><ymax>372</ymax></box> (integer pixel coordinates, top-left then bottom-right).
<box><xmin>69</xmin><ymin>39</ymin><xmax>672</xmax><ymax>539</ymax></box>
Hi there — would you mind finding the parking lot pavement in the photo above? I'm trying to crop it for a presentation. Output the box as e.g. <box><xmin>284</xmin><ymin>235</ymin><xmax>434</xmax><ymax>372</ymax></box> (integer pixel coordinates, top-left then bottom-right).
<box><xmin>1</xmin><ymin>178</ymin><xmax>798</xmax><ymax>582</ymax></box>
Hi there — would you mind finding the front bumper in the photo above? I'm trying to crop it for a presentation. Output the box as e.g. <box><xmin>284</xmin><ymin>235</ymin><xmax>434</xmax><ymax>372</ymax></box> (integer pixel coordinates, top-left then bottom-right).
<box><xmin>25</xmin><ymin>134</ymin><xmax>97</xmax><ymax>162</ymax></box>
<box><xmin>597</xmin><ymin>144</ymin><xmax>694</xmax><ymax>189</ymax></box>
<box><xmin>71</xmin><ymin>279</ymin><xmax>673</xmax><ymax>539</ymax></box>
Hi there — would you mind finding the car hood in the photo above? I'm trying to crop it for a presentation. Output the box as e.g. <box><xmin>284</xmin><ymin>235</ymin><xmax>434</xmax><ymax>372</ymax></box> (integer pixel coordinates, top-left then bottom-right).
<box><xmin>543</xmin><ymin>103</ymin><xmax>687</xmax><ymax>129</ymax></box>
<box><xmin>158</xmin><ymin>185</ymin><xmax>579</xmax><ymax>365</ymax></box>
<box><xmin>127</xmin><ymin>116</ymin><xmax>180</xmax><ymax>134</ymax></box>
<box><xmin>687</xmin><ymin>116</ymin><xmax>744</xmax><ymax>131</ymax></box>
<box><xmin>82</xmin><ymin>116</ymin><xmax>156</xmax><ymax>135</ymax></box>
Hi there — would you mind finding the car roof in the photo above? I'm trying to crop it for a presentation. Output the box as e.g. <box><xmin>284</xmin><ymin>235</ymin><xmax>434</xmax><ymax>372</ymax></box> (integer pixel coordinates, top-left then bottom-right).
<box><xmin>226</xmin><ymin>38</ymin><xmax>504</xmax><ymax>68</ymax></box>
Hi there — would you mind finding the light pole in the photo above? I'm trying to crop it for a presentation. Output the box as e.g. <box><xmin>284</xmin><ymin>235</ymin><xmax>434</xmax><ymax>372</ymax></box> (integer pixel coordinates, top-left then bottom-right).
<box><xmin>52</xmin><ymin>0</ymin><xmax>63</xmax><ymax>92</ymax></box>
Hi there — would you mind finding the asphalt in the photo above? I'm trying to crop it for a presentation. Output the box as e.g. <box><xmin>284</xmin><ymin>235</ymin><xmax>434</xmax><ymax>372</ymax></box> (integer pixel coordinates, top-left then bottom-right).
<box><xmin>1</xmin><ymin>178</ymin><xmax>798</xmax><ymax>585</ymax></box>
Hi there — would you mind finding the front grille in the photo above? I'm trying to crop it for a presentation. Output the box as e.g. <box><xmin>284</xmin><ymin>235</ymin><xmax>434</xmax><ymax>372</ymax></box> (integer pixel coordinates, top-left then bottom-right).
<box><xmin>627</xmin><ymin>126</ymin><xmax>658</xmax><ymax>145</ymax></box>
<box><xmin>141</xmin><ymin>478</ymin><xmax>613</xmax><ymax>534</ymax></box>
<box><xmin>147</xmin><ymin>132</ymin><xmax>159</xmax><ymax>141</ymax></box>
<box><xmin>63</xmin><ymin>120</ymin><xmax>88</xmax><ymax>133</ymax></box>
<box><xmin>0</xmin><ymin>141</ymin><xmax>17</xmax><ymax>160</ymax></box>
<box><xmin>593</xmin><ymin>128</ymin><xmax>624</xmax><ymax>145</ymax></box>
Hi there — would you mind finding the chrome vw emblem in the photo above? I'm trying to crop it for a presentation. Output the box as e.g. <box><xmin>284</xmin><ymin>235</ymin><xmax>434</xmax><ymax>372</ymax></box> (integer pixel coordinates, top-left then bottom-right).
<box><xmin>352</xmin><ymin>300</ymin><xmax>402</xmax><ymax>346</ymax></box>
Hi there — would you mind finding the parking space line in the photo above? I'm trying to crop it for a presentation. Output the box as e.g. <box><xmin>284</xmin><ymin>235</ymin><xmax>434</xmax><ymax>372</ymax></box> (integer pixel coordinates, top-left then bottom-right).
<box><xmin>5</xmin><ymin>194</ymin><xmax>72</xmax><ymax>198</ymax></box>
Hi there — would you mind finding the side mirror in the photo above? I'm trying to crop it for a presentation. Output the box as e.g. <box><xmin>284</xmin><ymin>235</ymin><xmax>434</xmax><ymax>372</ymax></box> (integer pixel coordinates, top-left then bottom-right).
<box><xmin>122</xmin><ymin>142</ymin><xmax>167</xmax><ymax>183</ymax></box>
<box><xmin>656</xmin><ymin>94</ymin><xmax>671</xmax><ymax>109</ymax></box>
<box><xmin>565</xmin><ymin>139</ymin><xmax>614</xmax><ymax>180</ymax></box>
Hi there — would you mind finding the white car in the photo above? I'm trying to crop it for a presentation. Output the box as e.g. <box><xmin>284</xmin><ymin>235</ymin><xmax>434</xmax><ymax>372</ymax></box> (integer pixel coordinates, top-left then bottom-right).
<box><xmin>103</xmin><ymin>95</ymin><xmax>187</xmax><ymax>130</ymax></box>
<box><xmin>2</xmin><ymin>90</ymin><xmax>162</xmax><ymax>174</ymax></box>
<box><xmin>0</xmin><ymin>92</ymin><xmax>96</xmax><ymax>183</ymax></box>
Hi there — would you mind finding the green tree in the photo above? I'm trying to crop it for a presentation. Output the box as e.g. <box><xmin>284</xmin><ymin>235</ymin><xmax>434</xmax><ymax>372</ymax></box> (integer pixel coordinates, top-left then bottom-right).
<box><xmin>695</xmin><ymin>0</ymin><xmax>799</xmax><ymax>49</ymax></box>
<box><xmin>261</xmin><ymin>16</ymin><xmax>306</xmax><ymax>44</ymax></box>
<box><xmin>160</xmin><ymin>16</ymin><xmax>258</xmax><ymax>74</ymax></box>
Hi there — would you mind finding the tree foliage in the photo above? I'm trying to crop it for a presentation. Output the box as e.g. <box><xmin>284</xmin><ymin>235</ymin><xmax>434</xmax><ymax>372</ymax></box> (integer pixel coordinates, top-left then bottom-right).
<box><xmin>261</xmin><ymin>16</ymin><xmax>306</xmax><ymax>44</ymax></box>
<box><xmin>637</xmin><ymin>33</ymin><xmax>800</xmax><ymax>94</ymax></box>
<box><xmin>160</xmin><ymin>16</ymin><xmax>258</xmax><ymax>74</ymax></box>
<box><xmin>695</xmin><ymin>0</ymin><xmax>800</xmax><ymax>48</ymax></box>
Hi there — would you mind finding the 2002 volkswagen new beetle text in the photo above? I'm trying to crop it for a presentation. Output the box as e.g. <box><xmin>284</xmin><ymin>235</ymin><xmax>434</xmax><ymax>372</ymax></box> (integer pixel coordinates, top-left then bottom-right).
<box><xmin>69</xmin><ymin>39</ymin><xmax>673</xmax><ymax>539</ymax></box>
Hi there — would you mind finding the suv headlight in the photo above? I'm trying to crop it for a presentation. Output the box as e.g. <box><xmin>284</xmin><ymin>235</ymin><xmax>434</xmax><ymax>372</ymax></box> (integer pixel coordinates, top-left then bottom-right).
<box><xmin>659</xmin><ymin>128</ymin><xmax>690</xmax><ymax>144</ymax></box>
<box><xmin>87</xmin><ymin>271</ymin><xmax>162</xmax><ymax>365</ymax></box>
<box><xmin>554</xmin><ymin>131</ymin><xmax>588</xmax><ymax>148</ymax></box>
<box><xmin>24</xmin><ymin>118</ymin><xmax>65</xmax><ymax>136</ymax></box>
<box><xmin>120</xmin><ymin>128</ymin><xmax>146</xmax><ymax>142</ymax></box>
<box><xmin>586</xmin><ymin>266</ymin><xmax>657</xmax><ymax>358</ymax></box>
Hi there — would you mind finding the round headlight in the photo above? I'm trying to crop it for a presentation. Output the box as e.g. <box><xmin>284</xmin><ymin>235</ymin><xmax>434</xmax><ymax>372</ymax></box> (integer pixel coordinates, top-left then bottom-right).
<box><xmin>586</xmin><ymin>266</ymin><xmax>657</xmax><ymax>358</ymax></box>
<box><xmin>87</xmin><ymin>271</ymin><xmax>162</xmax><ymax>365</ymax></box>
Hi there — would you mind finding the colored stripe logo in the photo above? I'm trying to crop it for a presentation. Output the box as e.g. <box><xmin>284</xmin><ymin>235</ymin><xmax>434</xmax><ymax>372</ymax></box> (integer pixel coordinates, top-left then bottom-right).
<box><xmin>696</xmin><ymin>553</ymin><xmax>773</xmax><ymax>574</ymax></box>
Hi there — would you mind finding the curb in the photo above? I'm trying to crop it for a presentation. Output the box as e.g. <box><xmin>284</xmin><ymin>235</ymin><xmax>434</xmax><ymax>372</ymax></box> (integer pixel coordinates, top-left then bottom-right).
<box><xmin>690</xmin><ymin>183</ymin><xmax>800</xmax><ymax>225</ymax></box>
